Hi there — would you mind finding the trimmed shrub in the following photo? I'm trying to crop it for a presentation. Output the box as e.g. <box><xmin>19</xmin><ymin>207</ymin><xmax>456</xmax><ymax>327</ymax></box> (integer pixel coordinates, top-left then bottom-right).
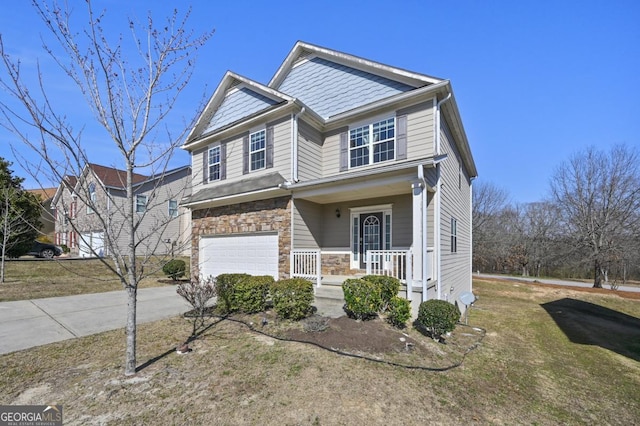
<box><xmin>361</xmin><ymin>275</ymin><xmax>401</xmax><ymax>307</ymax></box>
<box><xmin>60</xmin><ymin>244</ymin><xmax>70</xmax><ymax>254</ymax></box>
<box><xmin>416</xmin><ymin>299</ymin><xmax>460</xmax><ymax>341</ymax></box>
<box><xmin>342</xmin><ymin>278</ymin><xmax>383</xmax><ymax>320</ymax></box>
<box><xmin>163</xmin><ymin>259</ymin><xmax>186</xmax><ymax>281</ymax></box>
<box><xmin>270</xmin><ymin>278</ymin><xmax>314</xmax><ymax>320</ymax></box>
<box><xmin>214</xmin><ymin>273</ymin><xmax>250</xmax><ymax>313</ymax></box>
<box><xmin>386</xmin><ymin>296</ymin><xmax>411</xmax><ymax>328</ymax></box>
<box><xmin>234</xmin><ymin>275</ymin><xmax>274</xmax><ymax>313</ymax></box>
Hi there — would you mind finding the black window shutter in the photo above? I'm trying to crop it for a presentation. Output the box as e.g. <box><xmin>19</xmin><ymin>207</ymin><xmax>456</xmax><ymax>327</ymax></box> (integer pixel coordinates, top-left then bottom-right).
<box><xmin>266</xmin><ymin>126</ymin><xmax>274</xmax><ymax>169</ymax></box>
<box><xmin>220</xmin><ymin>143</ymin><xmax>227</xmax><ymax>180</ymax></box>
<box><xmin>202</xmin><ymin>149</ymin><xmax>208</xmax><ymax>184</ymax></box>
<box><xmin>396</xmin><ymin>115</ymin><xmax>407</xmax><ymax>160</ymax></box>
<box><xmin>339</xmin><ymin>131</ymin><xmax>348</xmax><ymax>171</ymax></box>
<box><xmin>242</xmin><ymin>135</ymin><xmax>249</xmax><ymax>174</ymax></box>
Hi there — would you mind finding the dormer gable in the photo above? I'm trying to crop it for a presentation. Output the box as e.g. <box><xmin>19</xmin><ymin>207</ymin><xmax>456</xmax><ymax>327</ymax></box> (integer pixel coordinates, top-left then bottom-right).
<box><xmin>185</xmin><ymin>72</ymin><xmax>294</xmax><ymax>146</ymax></box>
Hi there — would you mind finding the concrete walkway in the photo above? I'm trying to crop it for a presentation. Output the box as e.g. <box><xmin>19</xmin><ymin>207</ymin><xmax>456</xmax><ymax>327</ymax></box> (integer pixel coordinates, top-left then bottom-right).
<box><xmin>477</xmin><ymin>273</ymin><xmax>640</xmax><ymax>293</ymax></box>
<box><xmin>0</xmin><ymin>286</ymin><xmax>189</xmax><ymax>355</ymax></box>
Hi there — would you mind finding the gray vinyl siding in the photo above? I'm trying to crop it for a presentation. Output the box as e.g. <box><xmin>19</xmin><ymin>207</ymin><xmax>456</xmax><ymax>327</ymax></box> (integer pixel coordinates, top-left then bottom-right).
<box><xmin>438</xmin><ymin>117</ymin><xmax>472</xmax><ymax>307</ymax></box>
<box><xmin>399</xmin><ymin>100</ymin><xmax>436</xmax><ymax>159</ymax></box>
<box><xmin>293</xmin><ymin>199</ymin><xmax>322</xmax><ymax>248</ymax></box>
<box><xmin>204</xmin><ymin>86</ymin><xmax>279</xmax><ymax>134</ymax></box>
<box><xmin>276</xmin><ymin>56</ymin><xmax>414</xmax><ymax>119</ymax></box>
<box><xmin>297</xmin><ymin>119</ymin><xmax>323</xmax><ymax>181</ymax></box>
<box><xmin>197</xmin><ymin>116</ymin><xmax>291</xmax><ymax>187</ymax></box>
<box><xmin>320</xmin><ymin>194</ymin><xmax>412</xmax><ymax>249</ymax></box>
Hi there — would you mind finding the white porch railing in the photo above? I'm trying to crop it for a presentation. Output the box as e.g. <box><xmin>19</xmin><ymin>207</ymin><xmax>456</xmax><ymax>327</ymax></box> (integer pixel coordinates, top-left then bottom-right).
<box><xmin>365</xmin><ymin>250</ymin><xmax>412</xmax><ymax>285</ymax></box>
<box><xmin>291</xmin><ymin>249</ymin><xmax>322</xmax><ymax>286</ymax></box>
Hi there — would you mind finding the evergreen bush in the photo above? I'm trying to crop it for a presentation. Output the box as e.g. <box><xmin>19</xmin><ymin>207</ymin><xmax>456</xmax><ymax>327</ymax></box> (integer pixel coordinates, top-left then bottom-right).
<box><xmin>386</xmin><ymin>296</ymin><xmax>411</xmax><ymax>328</ymax></box>
<box><xmin>214</xmin><ymin>273</ymin><xmax>250</xmax><ymax>313</ymax></box>
<box><xmin>162</xmin><ymin>259</ymin><xmax>186</xmax><ymax>281</ymax></box>
<box><xmin>416</xmin><ymin>299</ymin><xmax>460</xmax><ymax>341</ymax></box>
<box><xmin>270</xmin><ymin>278</ymin><xmax>314</xmax><ymax>320</ymax></box>
<box><xmin>234</xmin><ymin>275</ymin><xmax>274</xmax><ymax>313</ymax></box>
<box><xmin>342</xmin><ymin>278</ymin><xmax>383</xmax><ymax>320</ymax></box>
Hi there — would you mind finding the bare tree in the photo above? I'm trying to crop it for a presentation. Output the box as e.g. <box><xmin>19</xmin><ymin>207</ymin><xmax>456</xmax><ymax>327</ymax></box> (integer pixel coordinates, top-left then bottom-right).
<box><xmin>0</xmin><ymin>1</ymin><xmax>211</xmax><ymax>375</ymax></box>
<box><xmin>550</xmin><ymin>144</ymin><xmax>640</xmax><ymax>288</ymax></box>
<box><xmin>472</xmin><ymin>180</ymin><xmax>511</xmax><ymax>272</ymax></box>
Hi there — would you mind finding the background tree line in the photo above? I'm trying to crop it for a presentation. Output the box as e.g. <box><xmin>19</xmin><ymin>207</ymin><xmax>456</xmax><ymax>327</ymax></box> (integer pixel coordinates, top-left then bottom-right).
<box><xmin>473</xmin><ymin>144</ymin><xmax>640</xmax><ymax>288</ymax></box>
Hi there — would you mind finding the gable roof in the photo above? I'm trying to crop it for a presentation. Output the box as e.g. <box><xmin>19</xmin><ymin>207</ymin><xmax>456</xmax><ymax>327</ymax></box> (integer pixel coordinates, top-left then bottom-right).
<box><xmin>27</xmin><ymin>187</ymin><xmax>56</xmax><ymax>202</ymax></box>
<box><xmin>183</xmin><ymin>42</ymin><xmax>447</xmax><ymax>150</ymax></box>
<box><xmin>87</xmin><ymin>163</ymin><xmax>148</xmax><ymax>189</ymax></box>
<box><xmin>185</xmin><ymin>71</ymin><xmax>295</xmax><ymax>146</ymax></box>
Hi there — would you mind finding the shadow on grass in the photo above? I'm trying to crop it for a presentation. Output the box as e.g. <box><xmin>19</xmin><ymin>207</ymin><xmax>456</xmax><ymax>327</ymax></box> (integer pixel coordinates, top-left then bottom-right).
<box><xmin>541</xmin><ymin>298</ymin><xmax>640</xmax><ymax>362</ymax></box>
<box><xmin>136</xmin><ymin>316</ymin><xmax>226</xmax><ymax>373</ymax></box>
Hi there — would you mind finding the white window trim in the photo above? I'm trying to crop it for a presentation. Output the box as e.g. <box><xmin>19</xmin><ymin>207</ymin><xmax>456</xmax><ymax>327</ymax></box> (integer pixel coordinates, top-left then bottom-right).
<box><xmin>451</xmin><ymin>217</ymin><xmax>458</xmax><ymax>253</ymax></box>
<box><xmin>168</xmin><ymin>200</ymin><xmax>178</xmax><ymax>218</ymax></box>
<box><xmin>349</xmin><ymin>204</ymin><xmax>393</xmax><ymax>269</ymax></box>
<box><xmin>136</xmin><ymin>194</ymin><xmax>147</xmax><ymax>214</ymax></box>
<box><xmin>208</xmin><ymin>145</ymin><xmax>221</xmax><ymax>182</ymax></box>
<box><xmin>249</xmin><ymin>128</ymin><xmax>267</xmax><ymax>172</ymax></box>
<box><xmin>348</xmin><ymin>117</ymin><xmax>396</xmax><ymax>170</ymax></box>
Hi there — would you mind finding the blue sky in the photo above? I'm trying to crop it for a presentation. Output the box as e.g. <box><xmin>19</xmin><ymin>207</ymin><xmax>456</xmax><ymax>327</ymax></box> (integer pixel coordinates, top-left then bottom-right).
<box><xmin>0</xmin><ymin>0</ymin><xmax>638</xmax><ymax>203</ymax></box>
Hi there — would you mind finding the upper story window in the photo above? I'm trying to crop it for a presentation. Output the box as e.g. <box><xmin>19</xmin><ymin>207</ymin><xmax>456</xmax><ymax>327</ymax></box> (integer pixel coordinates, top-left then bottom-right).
<box><xmin>250</xmin><ymin>129</ymin><xmax>266</xmax><ymax>171</ymax></box>
<box><xmin>168</xmin><ymin>200</ymin><xmax>178</xmax><ymax>218</ymax></box>
<box><xmin>136</xmin><ymin>195</ymin><xmax>147</xmax><ymax>213</ymax></box>
<box><xmin>87</xmin><ymin>183</ymin><xmax>96</xmax><ymax>214</ymax></box>
<box><xmin>349</xmin><ymin>118</ymin><xmax>395</xmax><ymax>168</ymax></box>
<box><xmin>208</xmin><ymin>146</ymin><xmax>221</xmax><ymax>181</ymax></box>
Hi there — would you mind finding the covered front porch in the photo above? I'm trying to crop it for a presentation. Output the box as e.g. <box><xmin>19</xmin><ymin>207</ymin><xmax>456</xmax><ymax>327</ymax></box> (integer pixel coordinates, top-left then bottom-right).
<box><xmin>285</xmin><ymin>162</ymin><xmax>440</xmax><ymax>304</ymax></box>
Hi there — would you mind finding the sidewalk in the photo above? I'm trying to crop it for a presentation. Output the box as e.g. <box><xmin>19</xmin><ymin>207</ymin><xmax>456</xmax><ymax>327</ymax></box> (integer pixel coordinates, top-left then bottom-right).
<box><xmin>0</xmin><ymin>286</ymin><xmax>189</xmax><ymax>355</ymax></box>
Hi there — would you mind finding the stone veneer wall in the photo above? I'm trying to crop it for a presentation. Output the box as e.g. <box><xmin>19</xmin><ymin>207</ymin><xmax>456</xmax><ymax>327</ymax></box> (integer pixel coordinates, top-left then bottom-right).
<box><xmin>190</xmin><ymin>196</ymin><xmax>292</xmax><ymax>280</ymax></box>
<box><xmin>320</xmin><ymin>253</ymin><xmax>361</xmax><ymax>276</ymax></box>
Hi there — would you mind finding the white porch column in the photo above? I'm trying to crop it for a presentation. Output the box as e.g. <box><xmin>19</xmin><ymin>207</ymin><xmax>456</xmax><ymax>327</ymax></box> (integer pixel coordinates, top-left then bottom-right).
<box><xmin>411</xmin><ymin>181</ymin><xmax>423</xmax><ymax>298</ymax></box>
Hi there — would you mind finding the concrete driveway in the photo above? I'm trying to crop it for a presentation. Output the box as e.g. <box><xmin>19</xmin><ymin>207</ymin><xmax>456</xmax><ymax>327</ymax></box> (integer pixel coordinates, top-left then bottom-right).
<box><xmin>0</xmin><ymin>286</ymin><xmax>190</xmax><ymax>355</ymax></box>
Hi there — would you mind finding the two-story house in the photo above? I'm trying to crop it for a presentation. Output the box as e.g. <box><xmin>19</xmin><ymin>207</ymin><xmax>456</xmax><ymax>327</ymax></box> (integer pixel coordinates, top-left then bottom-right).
<box><xmin>182</xmin><ymin>42</ymin><xmax>477</xmax><ymax>312</ymax></box>
<box><xmin>52</xmin><ymin>163</ymin><xmax>192</xmax><ymax>258</ymax></box>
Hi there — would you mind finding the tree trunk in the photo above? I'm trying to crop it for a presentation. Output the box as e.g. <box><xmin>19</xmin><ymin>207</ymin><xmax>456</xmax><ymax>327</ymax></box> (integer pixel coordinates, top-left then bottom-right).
<box><xmin>124</xmin><ymin>284</ymin><xmax>137</xmax><ymax>375</ymax></box>
<box><xmin>593</xmin><ymin>259</ymin><xmax>603</xmax><ymax>288</ymax></box>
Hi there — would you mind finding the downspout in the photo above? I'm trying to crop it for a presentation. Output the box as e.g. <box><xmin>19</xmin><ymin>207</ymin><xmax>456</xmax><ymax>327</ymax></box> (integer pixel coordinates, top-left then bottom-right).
<box><xmin>435</xmin><ymin>92</ymin><xmax>452</xmax><ymax>300</ymax></box>
<box><xmin>417</xmin><ymin>164</ymin><xmax>428</xmax><ymax>302</ymax></box>
<box><xmin>470</xmin><ymin>176</ymin><xmax>476</xmax><ymax>293</ymax></box>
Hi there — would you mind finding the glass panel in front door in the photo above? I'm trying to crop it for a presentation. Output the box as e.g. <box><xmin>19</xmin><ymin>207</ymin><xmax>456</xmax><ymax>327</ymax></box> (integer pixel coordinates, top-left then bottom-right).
<box><xmin>359</xmin><ymin>212</ymin><xmax>383</xmax><ymax>269</ymax></box>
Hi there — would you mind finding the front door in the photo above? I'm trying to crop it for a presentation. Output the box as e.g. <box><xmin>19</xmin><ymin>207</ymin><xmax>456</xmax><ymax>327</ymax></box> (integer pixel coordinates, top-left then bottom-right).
<box><xmin>359</xmin><ymin>212</ymin><xmax>383</xmax><ymax>269</ymax></box>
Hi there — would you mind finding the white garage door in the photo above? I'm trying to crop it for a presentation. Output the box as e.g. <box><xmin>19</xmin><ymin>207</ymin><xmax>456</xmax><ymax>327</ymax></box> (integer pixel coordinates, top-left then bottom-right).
<box><xmin>199</xmin><ymin>233</ymin><xmax>279</xmax><ymax>280</ymax></box>
<box><xmin>79</xmin><ymin>232</ymin><xmax>105</xmax><ymax>258</ymax></box>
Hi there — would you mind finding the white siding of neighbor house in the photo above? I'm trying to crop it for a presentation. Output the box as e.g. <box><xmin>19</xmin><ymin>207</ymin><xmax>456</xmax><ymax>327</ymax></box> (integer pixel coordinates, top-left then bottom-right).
<box><xmin>108</xmin><ymin>169</ymin><xmax>191</xmax><ymax>257</ymax></box>
<box><xmin>438</xmin><ymin>118</ymin><xmax>472</xmax><ymax>308</ymax></box>
<box><xmin>297</xmin><ymin>119</ymin><xmax>323</xmax><ymax>181</ymax></box>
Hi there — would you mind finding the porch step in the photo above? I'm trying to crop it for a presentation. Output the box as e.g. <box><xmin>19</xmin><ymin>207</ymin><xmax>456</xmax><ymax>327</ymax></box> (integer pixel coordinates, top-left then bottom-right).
<box><xmin>314</xmin><ymin>285</ymin><xmax>346</xmax><ymax>318</ymax></box>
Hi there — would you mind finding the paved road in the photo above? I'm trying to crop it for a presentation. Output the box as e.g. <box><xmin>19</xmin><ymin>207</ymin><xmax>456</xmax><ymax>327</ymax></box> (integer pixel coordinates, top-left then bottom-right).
<box><xmin>477</xmin><ymin>273</ymin><xmax>640</xmax><ymax>293</ymax></box>
<box><xmin>0</xmin><ymin>286</ymin><xmax>190</xmax><ymax>355</ymax></box>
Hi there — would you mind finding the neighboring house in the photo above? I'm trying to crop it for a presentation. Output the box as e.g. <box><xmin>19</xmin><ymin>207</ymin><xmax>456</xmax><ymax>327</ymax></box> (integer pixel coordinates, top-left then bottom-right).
<box><xmin>52</xmin><ymin>163</ymin><xmax>192</xmax><ymax>258</ymax></box>
<box><xmin>27</xmin><ymin>187</ymin><xmax>57</xmax><ymax>241</ymax></box>
<box><xmin>181</xmin><ymin>42</ymin><xmax>478</xmax><ymax>312</ymax></box>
